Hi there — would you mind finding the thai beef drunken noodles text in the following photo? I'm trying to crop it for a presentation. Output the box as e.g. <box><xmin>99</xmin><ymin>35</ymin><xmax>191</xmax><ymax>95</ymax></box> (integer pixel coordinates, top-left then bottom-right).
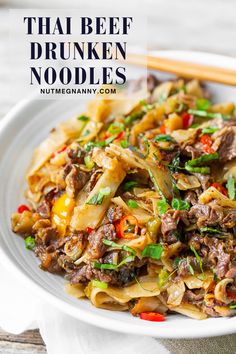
<box><xmin>11</xmin><ymin>75</ymin><xmax>236</xmax><ymax>321</ymax></box>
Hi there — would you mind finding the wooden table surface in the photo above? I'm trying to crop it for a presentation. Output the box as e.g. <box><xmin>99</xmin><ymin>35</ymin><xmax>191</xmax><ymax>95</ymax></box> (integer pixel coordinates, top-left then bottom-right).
<box><xmin>1</xmin><ymin>0</ymin><xmax>236</xmax><ymax>353</ymax></box>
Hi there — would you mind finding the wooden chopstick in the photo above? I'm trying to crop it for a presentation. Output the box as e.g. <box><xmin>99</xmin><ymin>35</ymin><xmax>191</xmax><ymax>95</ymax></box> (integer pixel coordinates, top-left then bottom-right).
<box><xmin>126</xmin><ymin>53</ymin><xmax>236</xmax><ymax>86</ymax></box>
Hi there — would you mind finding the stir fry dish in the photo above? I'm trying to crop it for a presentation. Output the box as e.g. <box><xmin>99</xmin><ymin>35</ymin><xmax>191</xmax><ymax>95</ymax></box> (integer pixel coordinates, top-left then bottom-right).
<box><xmin>11</xmin><ymin>75</ymin><xmax>236</xmax><ymax>321</ymax></box>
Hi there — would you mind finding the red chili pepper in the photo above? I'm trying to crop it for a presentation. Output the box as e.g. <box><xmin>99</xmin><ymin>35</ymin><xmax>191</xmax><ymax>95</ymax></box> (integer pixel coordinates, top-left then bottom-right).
<box><xmin>114</xmin><ymin>220</ymin><xmax>122</xmax><ymax>238</ymax></box>
<box><xmin>227</xmin><ymin>290</ymin><xmax>236</xmax><ymax>301</ymax></box>
<box><xmin>114</xmin><ymin>131</ymin><xmax>125</xmax><ymax>141</ymax></box>
<box><xmin>51</xmin><ymin>145</ymin><xmax>67</xmax><ymax>158</ymax></box>
<box><xmin>211</xmin><ymin>182</ymin><xmax>228</xmax><ymax>197</ymax></box>
<box><xmin>17</xmin><ymin>204</ymin><xmax>30</xmax><ymax>213</ymax></box>
<box><xmin>200</xmin><ymin>134</ymin><xmax>215</xmax><ymax>154</ymax></box>
<box><xmin>100</xmin><ymin>133</ymin><xmax>111</xmax><ymax>141</ymax></box>
<box><xmin>117</xmin><ymin>215</ymin><xmax>138</xmax><ymax>239</ymax></box>
<box><xmin>182</xmin><ymin>113</ymin><xmax>194</xmax><ymax>129</ymax></box>
<box><xmin>140</xmin><ymin>312</ymin><xmax>165</xmax><ymax>322</ymax></box>
<box><xmin>160</xmin><ymin>125</ymin><xmax>166</xmax><ymax>134</ymax></box>
<box><xmin>87</xmin><ymin>227</ymin><xmax>93</xmax><ymax>234</ymax></box>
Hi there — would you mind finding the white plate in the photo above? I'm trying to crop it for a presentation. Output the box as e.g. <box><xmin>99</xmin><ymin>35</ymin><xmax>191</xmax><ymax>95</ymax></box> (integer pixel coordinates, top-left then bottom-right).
<box><xmin>0</xmin><ymin>51</ymin><xmax>236</xmax><ymax>339</ymax></box>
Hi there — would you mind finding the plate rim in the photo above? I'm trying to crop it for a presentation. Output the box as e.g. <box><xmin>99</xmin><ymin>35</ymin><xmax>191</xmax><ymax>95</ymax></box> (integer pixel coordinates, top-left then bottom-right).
<box><xmin>1</xmin><ymin>50</ymin><xmax>236</xmax><ymax>339</ymax></box>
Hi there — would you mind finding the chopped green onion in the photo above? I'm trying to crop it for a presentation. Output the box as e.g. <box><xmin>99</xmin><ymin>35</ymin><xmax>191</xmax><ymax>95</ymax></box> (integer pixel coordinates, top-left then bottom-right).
<box><xmin>186</xmin><ymin>256</ymin><xmax>195</xmax><ymax>275</ymax></box>
<box><xmin>148</xmin><ymin>168</ymin><xmax>166</xmax><ymax>200</ymax></box>
<box><xmin>229</xmin><ymin>304</ymin><xmax>236</xmax><ymax>309</ymax></box>
<box><xmin>141</xmin><ymin>244</ymin><xmax>163</xmax><ymax>260</ymax></box>
<box><xmin>77</xmin><ymin>115</ymin><xmax>90</xmax><ymax>122</ymax></box>
<box><xmin>190</xmin><ymin>123</ymin><xmax>201</xmax><ymax>128</ymax></box>
<box><xmin>190</xmin><ymin>245</ymin><xmax>204</xmax><ymax>275</ymax></box>
<box><xmin>187</xmin><ymin>152</ymin><xmax>219</xmax><ymax>167</ymax></box>
<box><xmin>91</xmin><ymin>280</ymin><xmax>108</xmax><ymax>289</ymax></box>
<box><xmin>108</xmin><ymin>122</ymin><xmax>124</xmax><ymax>134</ymax></box>
<box><xmin>82</xmin><ymin>129</ymin><xmax>90</xmax><ymax>137</ymax></box>
<box><xmin>201</xmin><ymin>127</ymin><xmax>219</xmax><ymax>135</ymax></box>
<box><xmin>185</xmin><ymin>165</ymin><xmax>210</xmax><ymax>174</ymax></box>
<box><xmin>196</xmin><ymin>98</ymin><xmax>211</xmax><ymax>111</ymax></box>
<box><xmin>188</xmin><ymin>109</ymin><xmax>230</xmax><ymax>120</ymax></box>
<box><xmin>84</xmin><ymin>155</ymin><xmax>94</xmax><ymax>170</ymax></box>
<box><xmin>168</xmin><ymin>156</ymin><xmax>181</xmax><ymax>173</ymax></box>
<box><xmin>127</xmin><ymin>199</ymin><xmax>138</xmax><ymax>209</ymax></box>
<box><xmin>84</xmin><ymin>142</ymin><xmax>95</xmax><ymax>152</ymax></box>
<box><xmin>93</xmin><ymin>255</ymin><xmax>135</xmax><ymax>270</ymax></box>
<box><xmin>157</xmin><ymin>269</ymin><xmax>169</xmax><ymax>287</ymax></box>
<box><xmin>226</xmin><ymin>175</ymin><xmax>235</xmax><ymax>200</ymax></box>
<box><xmin>86</xmin><ymin>187</ymin><xmax>111</xmax><ymax>205</ymax></box>
<box><xmin>103</xmin><ymin>239</ymin><xmax>136</xmax><ymax>256</ymax></box>
<box><xmin>171</xmin><ymin>198</ymin><xmax>190</xmax><ymax>211</ymax></box>
<box><xmin>157</xmin><ymin>200</ymin><xmax>168</xmax><ymax>215</ymax></box>
<box><xmin>123</xmin><ymin>181</ymin><xmax>138</xmax><ymax>191</ymax></box>
<box><xmin>173</xmin><ymin>257</ymin><xmax>181</xmax><ymax>269</ymax></box>
<box><xmin>153</xmin><ymin>134</ymin><xmax>175</xmax><ymax>142</ymax></box>
<box><xmin>139</xmin><ymin>99</ymin><xmax>155</xmax><ymax>112</ymax></box>
<box><xmin>127</xmin><ymin>145</ymin><xmax>146</xmax><ymax>159</ymax></box>
<box><xmin>200</xmin><ymin>227</ymin><xmax>220</xmax><ymax>234</ymax></box>
<box><xmin>125</xmin><ymin>111</ymin><xmax>144</xmax><ymax>125</ymax></box>
<box><xmin>25</xmin><ymin>236</ymin><xmax>36</xmax><ymax>250</ymax></box>
<box><xmin>97</xmin><ymin>134</ymin><xmax>118</xmax><ymax>147</ymax></box>
<box><xmin>120</xmin><ymin>139</ymin><xmax>128</xmax><ymax>148</ymax></box>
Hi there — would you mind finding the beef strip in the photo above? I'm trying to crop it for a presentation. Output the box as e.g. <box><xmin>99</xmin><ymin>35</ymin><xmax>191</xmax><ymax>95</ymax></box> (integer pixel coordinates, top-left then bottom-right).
<box><xmin>87</xmin><ymin>224</ymin><xmax>116</xmax><ymax>259</ymax></box>
<box><xmin>35</xmin><ymin>246</ymin><xmax>62</xmax><ymax>273</ymax></box>
<box><xmin>222</xmin><ymin>209</ymin><xmax>236</xmax><ymax>228</ymax></box>
<box><xmin>203</xmin><ymin>237</ymin><xmax>230</xmax><ymax>278</ymax></box>
<box><xmin>188</xmin><ymin>203</ymin><xmax>224</xmax><ymax>228</ymax></box>
<box><xmin>106</xmin><ymin>205</ymin><xmax>123</xmax><ymax>223</ymax></box>
<box><xmin>66</xmin><ymin>145</ymin><xmax>85</xmax><ymax>164</ymax></box>
<box><xmin>213</xmin><ymin>127</ymin><xmax>236</xmax><ymax>162</ymax></box>
<box><xmin>184</xmin><ymin>191</ymin><xmax>198</xmax><ymax>206</ymax></box>
<box><xmin>36</xmin><ymin>188</ymin><xmax>60</xmax><ymax>219</ymax></box>
<box><xmin>161</xmin><ymin>210</ymin><xmax>180</xmax><ymax>244</ymax></box>
<box><xmin>183</xmin><ymin>289</ymin><xmax>204</xmax><ymax>304</ymax></box>
<box><xmin>65</xmin><ymin>165</ymin><xmax>89</xmax><ymax>198</ymax></box>
<box><xmin>68</xmin><ymin>263</ymin><xmax>115</xmax><ymax>284</ymax></box>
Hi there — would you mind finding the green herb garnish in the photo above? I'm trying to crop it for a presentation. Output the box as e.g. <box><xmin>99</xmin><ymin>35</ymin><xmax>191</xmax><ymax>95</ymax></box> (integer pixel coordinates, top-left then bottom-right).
<box><xmin>77</xmin><ymin>115</ymin><xmax>90</xmax><ymax>122</ymax></box>
<box><xmin>108</xmin><ymin>122</ymin><xmax>124</xmax><ymax>134</ymax></box>
<box><xmin>128</xmin><ymin>199</ymin><xmax>138</xmax><ymax>209</ymax></box>
<box><xmin>157</xmin><ymin>199</ymin><xmax>168</xmax><ymax>215</ymax></box>
<box><xmin>187</xmin><ymin>152</ymin><xmax>219</xmax><ymax>166</ymax></box>
<box><xmin>120</xmin><ymin>139</ymin><xmax>128</xmax><ymax>148</ymax></box>
<box><xmin>86</xmin><ymin>187</ymin><xmax>111</xmax><ymax>205</ymax></box>
<box><xmin>171</xmin><ymin>198</ymin><xmax>190</xmax><ymax>211</ymax></box>
<box><xmin>153</xmin><ymin>134</ymin><xmax>175</xmax><ymax>142</ymax></box>
<box><xmin>103</xmin><ymin>239</ymin><xmax>136</xmax><ymax>256</ymax></box>
<box><xmin>190</xmin><ymin>245</ymin><xmax>204</xmax><ymax>275</ymax></box>
<box><xmin>196</xmin><ymin>98</ymin><xmax>211</xmax><ymax>111</ymax></box>
<box><xmin>188</xmin><ymin>109</ymin><xmax>230</xmax><ymax>120</ymax></box>
<box><xmin>157</xmin><ymin>269</ymin><xmax>169</xmax><ymax>287</ymax></box>
<box><xmin>123</xmin><ymin>181</ymin><xmax>138</xmax><ymax>191</ymax></box>
<box><xmin>84</xmin><ymin>155</ymin><xmax>94</xmax><ymax>170</ymax></box>
<box><xmin>201</xmin><ymin>127</ymin><xmax>218</xmax><ymax>135</ymax></box>
<box><xmin>25</xmin><ymin>236</ymin><xmax>36</xmax><ymax>250</ymax></box>
<box><xmin>141</xmin><ymin>244</ymin><xmax>163</xmax><ymax>260</ymax></box>
<box><xmin>226</xmin><ymin>175</ymin><xmax>235</xmax><ymax>200</ymax></box>
<box><xmin>185</xmin><ymin>165</ymin><xmax>210</xmax><ymax>174</ymax></box>
<box><xmin>148</xmin><ymin>168</ymin><xmax>166</xmax><ymax>200</ymax></box>
<box><xmin>125</xmin><ymin>111</ymin><xmax>144</xmax><ymax>125</ymax></box>
<box><xmin>200</xmin><ymin>227</ymin><xmax>220</xmax><ymax>234</ymax></box>
<box><xmin>229</xmin><ymin>304</ymin><xmax>236</xmax><ymax>309</ymax></box>
<box><xmin>91</xmin><ymin>280</ymin><xmax>108</xmax><ymax>289</ymax></box>
<box><xmin>186</xmin><ymin>256</ymin><xmax>195</xmax><ymax>275</ymax></box>
<box><xmin>93</xmin><ymin>255</ymin><xmax>135</xmax><ymax>270</ymax></box>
